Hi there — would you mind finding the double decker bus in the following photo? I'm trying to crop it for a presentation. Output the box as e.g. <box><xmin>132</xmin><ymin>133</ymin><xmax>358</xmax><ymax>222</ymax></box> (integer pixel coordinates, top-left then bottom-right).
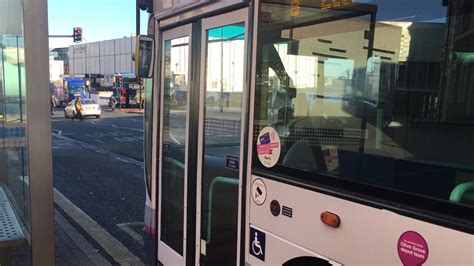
<box><xmin>138</xmin><ymin>0</ymin><xmax>474</xmax><ymax>265</ymax></box>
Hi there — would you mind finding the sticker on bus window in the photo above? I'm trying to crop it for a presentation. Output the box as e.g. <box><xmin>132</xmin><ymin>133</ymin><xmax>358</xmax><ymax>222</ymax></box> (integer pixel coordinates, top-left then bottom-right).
<box><xmin>257</xmin><ymin>127</ymin><xmax>281</xmax><ymax>168</ymax></box>
<box><xmin>397</xmin><ymin>231</ymin><xmax>429</xmax><ymax>266</ymax></box>
<box><xmin>322</xmin><ymin>145</ymin><xmax>339</xmax><ymax>172</ymax></box>
<box><xmin>225</xmin><ymin>155</ymin><xmax>239</xmax><ymax>170</ymax></box>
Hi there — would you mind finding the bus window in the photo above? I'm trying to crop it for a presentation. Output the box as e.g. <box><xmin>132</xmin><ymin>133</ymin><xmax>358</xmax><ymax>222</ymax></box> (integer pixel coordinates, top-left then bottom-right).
<box><xmin>253</xmin><ymin>0</ymin><xmax>474</xmax><ymax>209</ymax></box>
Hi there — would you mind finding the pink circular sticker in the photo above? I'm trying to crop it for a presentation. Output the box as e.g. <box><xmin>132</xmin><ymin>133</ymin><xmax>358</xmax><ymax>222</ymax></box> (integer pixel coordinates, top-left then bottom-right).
<box><xmin>256</xmin><ymin>127</ymin><xmax>281</xmax><ymax>168</ymax></box>
<box><xmin>397</xmin><ymin>231</ymin><xmax>429</xmax><ymax>266</ymax></box>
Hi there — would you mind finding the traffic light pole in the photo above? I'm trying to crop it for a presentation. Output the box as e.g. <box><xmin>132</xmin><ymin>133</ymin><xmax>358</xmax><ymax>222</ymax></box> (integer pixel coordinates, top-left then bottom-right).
<box><xmin>136</xmin><ymin>0</ymin><xmax>142</xmax><ymax>111</ymax></box>
<box><xmin>136</xmin><ymin>0</ymin><xmax>140</xmax><ymax>36</ymax></box>
<box><xmin>139</xmin><ymin>79</ymin><xmax>143</xmax><ymax>110</ymax></box>
<box><xmin>48</xmin><ymin>35</ymin><xmax>73</xmax><ymax>38</ymax></box>
<box><xmin>50</xmin><ymin>26</ymin><xmax>82</xmax><ymax>42</ymax></box>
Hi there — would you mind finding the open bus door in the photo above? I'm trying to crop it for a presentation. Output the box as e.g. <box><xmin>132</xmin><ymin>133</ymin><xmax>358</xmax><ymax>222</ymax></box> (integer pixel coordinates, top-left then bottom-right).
<box><xmin>143</xmin><ymin>7</ymin><xmax>250</xmax><ymax>266</ymax></box>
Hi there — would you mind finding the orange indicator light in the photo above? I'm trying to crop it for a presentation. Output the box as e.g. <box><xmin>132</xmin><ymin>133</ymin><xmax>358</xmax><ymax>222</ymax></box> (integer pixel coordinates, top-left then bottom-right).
<box><xmin>320</xmin><ymin>211</ymin><xmax>341</xmax><ymax>228</ymax></box>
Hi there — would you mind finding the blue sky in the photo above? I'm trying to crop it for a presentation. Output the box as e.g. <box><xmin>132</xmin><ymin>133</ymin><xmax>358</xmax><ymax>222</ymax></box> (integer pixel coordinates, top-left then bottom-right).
<box><xmin>48</xmin><ymin>0</ymin><xmax>149</xmax><ymax>48</ymax></box>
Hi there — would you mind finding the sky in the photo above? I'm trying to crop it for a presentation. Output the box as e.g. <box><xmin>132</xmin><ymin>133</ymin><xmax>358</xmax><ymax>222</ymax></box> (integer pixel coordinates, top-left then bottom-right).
<box><xmin>48</xmin><ymin>0</ymin><xmax>150</xmax><ymax>49</ymax></box>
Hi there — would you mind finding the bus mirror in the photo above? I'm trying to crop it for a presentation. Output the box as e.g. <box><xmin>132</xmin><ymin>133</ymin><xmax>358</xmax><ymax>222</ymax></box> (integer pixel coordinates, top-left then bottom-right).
<box><xmin>134</xmin><ymin>35</ymin><xmax>155</xmax><ymax>78</ymax></box>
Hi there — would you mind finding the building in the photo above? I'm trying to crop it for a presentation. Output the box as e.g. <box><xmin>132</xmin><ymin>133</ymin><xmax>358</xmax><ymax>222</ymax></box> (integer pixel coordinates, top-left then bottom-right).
<box><xmin>68</xmin><ymin>36</ymin><xmax>137</xmax><ymax>77</ymax></box>
<box><xmin>49</xmin><ymin>56</ymin><xmax>64</xmax><ymax>82</ymax></box>
<box><xmin>50</xmin><ymin>47</ymin><xmax>70</xmax><ymax>74</ymax></box>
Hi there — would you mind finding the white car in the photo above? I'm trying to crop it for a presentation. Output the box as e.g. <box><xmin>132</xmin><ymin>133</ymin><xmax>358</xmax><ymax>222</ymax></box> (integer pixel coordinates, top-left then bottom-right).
<box><xmin>64</xmin><ymin>99</ymin><xmax>101</xmax><ymax>119</ymax></box>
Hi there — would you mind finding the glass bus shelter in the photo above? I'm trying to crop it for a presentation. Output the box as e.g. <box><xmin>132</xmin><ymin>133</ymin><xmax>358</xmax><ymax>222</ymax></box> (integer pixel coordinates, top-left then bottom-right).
<box><xmin>0</xmin><ymin>0</ymin><xmax>54</xmax><ymax>265</ymax></box>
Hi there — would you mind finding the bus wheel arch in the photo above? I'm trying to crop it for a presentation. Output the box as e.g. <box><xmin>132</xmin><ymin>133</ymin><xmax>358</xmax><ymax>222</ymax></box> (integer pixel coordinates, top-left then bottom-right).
<box><xmin>282</xmin><ymin>256</ymin><xmax>332</xmax><ymax>266</ymax></box>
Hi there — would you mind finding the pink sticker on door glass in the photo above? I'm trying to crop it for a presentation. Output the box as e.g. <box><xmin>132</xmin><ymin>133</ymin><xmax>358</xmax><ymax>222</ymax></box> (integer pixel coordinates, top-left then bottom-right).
<box><xmin>397</xmin><ymin>231</ymin><xmax>429</xmax><ymax>266</ymax></box>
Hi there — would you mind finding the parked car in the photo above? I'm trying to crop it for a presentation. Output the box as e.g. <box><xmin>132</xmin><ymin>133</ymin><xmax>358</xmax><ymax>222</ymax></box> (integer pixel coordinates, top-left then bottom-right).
<box><xmin>64</xmin><ymin>99</ymin><xmax>101</xmax><ymax>119</ymax></box>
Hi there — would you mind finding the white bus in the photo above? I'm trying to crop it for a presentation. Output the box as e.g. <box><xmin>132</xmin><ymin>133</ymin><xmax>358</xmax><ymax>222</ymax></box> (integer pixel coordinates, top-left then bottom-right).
<box><xmin>138</xmin><ymin>0</ymin><xmax>474</xmax><ymax>265</ymax></box>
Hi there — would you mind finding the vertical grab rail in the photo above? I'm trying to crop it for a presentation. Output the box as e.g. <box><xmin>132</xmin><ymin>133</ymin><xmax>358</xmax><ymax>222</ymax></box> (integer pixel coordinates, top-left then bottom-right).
<box><xmin>162</xmin><ymin>159</ymin><xmax>239</xmax><ymax>245</ymax></box>
<box><xmin>164</xmin><ymin>157</ymin><xmax>185</xmax><ymax>170</ymax></box>
<box><xmin>206</xmin><ymin>176</ymin><xmax>239</xmax><ymax>244</ymax></box>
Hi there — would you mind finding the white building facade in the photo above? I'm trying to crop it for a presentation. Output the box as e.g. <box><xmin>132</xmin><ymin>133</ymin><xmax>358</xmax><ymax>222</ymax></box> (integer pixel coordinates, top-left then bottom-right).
<box><xmin>49</xmin><ymin>56</ymin><xmax>64</xmax><ymax>81</ymax></box>
<box><xmin>69</xmin><ymin>36</ymin><xmax>136</xmax><ymax>76</ymax></box>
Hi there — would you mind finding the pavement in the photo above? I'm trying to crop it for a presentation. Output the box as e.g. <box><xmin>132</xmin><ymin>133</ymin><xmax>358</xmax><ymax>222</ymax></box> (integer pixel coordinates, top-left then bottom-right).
<box><xmin>55</xmin><ymin>209</ymin><xmax>112</xmax><ymax>265</ymax></box>
<box><xmin>13</xmin><ymin>210</ymin><xmax>112</xmax><ymax>265</ymax></box>
<box><xmin>117</xmin><ymin>108</ymin><xmax>144</xmax><ymax>114</ymax></box>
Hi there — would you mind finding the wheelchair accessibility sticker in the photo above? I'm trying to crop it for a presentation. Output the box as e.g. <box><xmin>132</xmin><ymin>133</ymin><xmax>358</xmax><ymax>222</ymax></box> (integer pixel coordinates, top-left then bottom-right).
<box><xmin>250</xmin><ymin>227</ymin><xmax>266</xmax><ymax>261</ymax></box>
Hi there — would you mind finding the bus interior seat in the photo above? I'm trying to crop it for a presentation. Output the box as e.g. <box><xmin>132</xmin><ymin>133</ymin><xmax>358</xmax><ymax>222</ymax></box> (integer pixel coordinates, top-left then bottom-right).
<box><xmin>282</xmin><ymin>141</ymin><xmax>326</xmax><ymax>172</ymax></box>
<box><xmin>338</xmin><ymin>150</ymin><xmax>456</xmax><ymax>199</ymax></box>
<box><xmin>338</xmin><ymin>149</ymin><xmax>396</xmax><ymax>187</ymax></box>
<box><xmin>281</xmin><ymin>141</ymin><xmax>456</xmax><ymax>200</ymax></box>
<box><xmin>394</xmin><ymin>160</ymin><xmax>455</xmax><ymax>199</ymax></box>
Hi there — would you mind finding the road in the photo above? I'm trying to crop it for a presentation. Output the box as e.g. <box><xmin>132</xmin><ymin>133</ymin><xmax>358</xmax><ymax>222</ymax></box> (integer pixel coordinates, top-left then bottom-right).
<box><xmin>51</xmin><ymin>108</ymin><xmax>146</xmax><ymax>263</ymax></box>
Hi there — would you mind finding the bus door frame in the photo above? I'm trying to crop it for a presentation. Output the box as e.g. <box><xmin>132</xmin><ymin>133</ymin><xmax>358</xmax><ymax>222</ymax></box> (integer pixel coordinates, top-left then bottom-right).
<box><xmin>157</xmin><ymin>23</ymin><xmax>193</xmax><ymax>266</ymax></box>
<box><xmin>195</xmin><ymin>7</ymin><xmax>251</xmax><ymax>266</ymax></box>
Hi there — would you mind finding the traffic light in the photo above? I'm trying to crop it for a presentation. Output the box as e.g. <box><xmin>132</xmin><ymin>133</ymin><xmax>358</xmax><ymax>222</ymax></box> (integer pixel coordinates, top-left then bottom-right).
<box><xmin>116</xmin><ymin>76</ymin><xmax>123</xmax><ymax>88</ymax></box>
<box><xmin>139</xmin><ymin>0</ymin><xmax>153</xmax><ymax>13</ymax></box>
<box><xmin>73</xmin><ymin>27</ymin><xmax>82</xmax><ymax>43</ymax></box>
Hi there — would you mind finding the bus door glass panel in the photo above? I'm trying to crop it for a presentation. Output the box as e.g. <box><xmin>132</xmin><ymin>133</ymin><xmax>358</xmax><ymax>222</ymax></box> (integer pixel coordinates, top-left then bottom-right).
<box><xmin>160</xmin><ymin>35</ymin><xmax>190</xmax><ymax>256</ymax></box>
<box><xmin>254</xmin><ymin>1</ymin><xmax>474</xmax><ymax>210</ymax></box>
<box><xmin>201</xmin><ymin>23</ymin><xmax>245</xmax><ymax>265</ymax></box>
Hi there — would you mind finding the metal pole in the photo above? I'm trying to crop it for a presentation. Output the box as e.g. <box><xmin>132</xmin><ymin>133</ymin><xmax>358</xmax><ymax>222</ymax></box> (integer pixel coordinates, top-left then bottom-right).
<box><xmin>139</xmin><ymin>78</ymin><xmax>142</xmax><ymax>110</ymax></box>
<box><xmin>48</xmin><ymin>35</ymin><xmax>73</xmax><ymax>38</ymax></box>
<box><xmin>220</xmin><ymin>28</ymin><xmax>224</xmax><ymax>113</ymax></box>
<box><xmin>136</xmin><ymin>1</ymin><xmax>143</xmax><ymax>110</ymax></box>
<box><xmin>136</xmin><ymin>0</ymin><xmax>140</xmax><ymax>36</ymax></box>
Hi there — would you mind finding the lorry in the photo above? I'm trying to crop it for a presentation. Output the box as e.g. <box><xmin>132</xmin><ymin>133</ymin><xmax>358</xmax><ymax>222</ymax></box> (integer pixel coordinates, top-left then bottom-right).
<box><xmin>64</xmin><ymin>77</ymin><xmax>89</xmax><ymax>104</ymax></box>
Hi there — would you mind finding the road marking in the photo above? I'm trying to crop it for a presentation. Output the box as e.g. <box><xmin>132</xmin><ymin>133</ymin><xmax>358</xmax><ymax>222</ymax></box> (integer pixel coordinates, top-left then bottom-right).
<box><xmin>58</xmin><ymin>130</ymin><xmax>62</xmax><ymax>135</ymax></box>
<box><xmin>86</xmin><ymin>122</ymin><xmax>144</xmax><ymax>132</ymax></box>
<box><xmin>54</xmin><ymin>189</ymin><xmax>143</xmax><ymax>265</ymax></box>
<box><xmin>52</xmin><ymin>134</ymin><xmax>144</xmax><ymax>167</ymax></box>
<box><xmin>94</xmin><ymin>139</ymin><xmax>105</xmax><ymax>143</ymax></box>
<box><xmin>114</xmin><ymin>156</ymin><xmax>129</xmax><ymax>163</ymax></box>
<box><xmin>116</xmin><ymin>222</ymin><xmax>144</xmax><ymax>245</ymax></box>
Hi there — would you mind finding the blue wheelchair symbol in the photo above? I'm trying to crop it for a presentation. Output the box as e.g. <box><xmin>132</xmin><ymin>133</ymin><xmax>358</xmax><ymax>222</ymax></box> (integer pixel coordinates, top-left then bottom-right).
<box><xmin>250</xmin><ymin>227</ymin><xmax>265</xmax><ymax>261</ymax></box>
